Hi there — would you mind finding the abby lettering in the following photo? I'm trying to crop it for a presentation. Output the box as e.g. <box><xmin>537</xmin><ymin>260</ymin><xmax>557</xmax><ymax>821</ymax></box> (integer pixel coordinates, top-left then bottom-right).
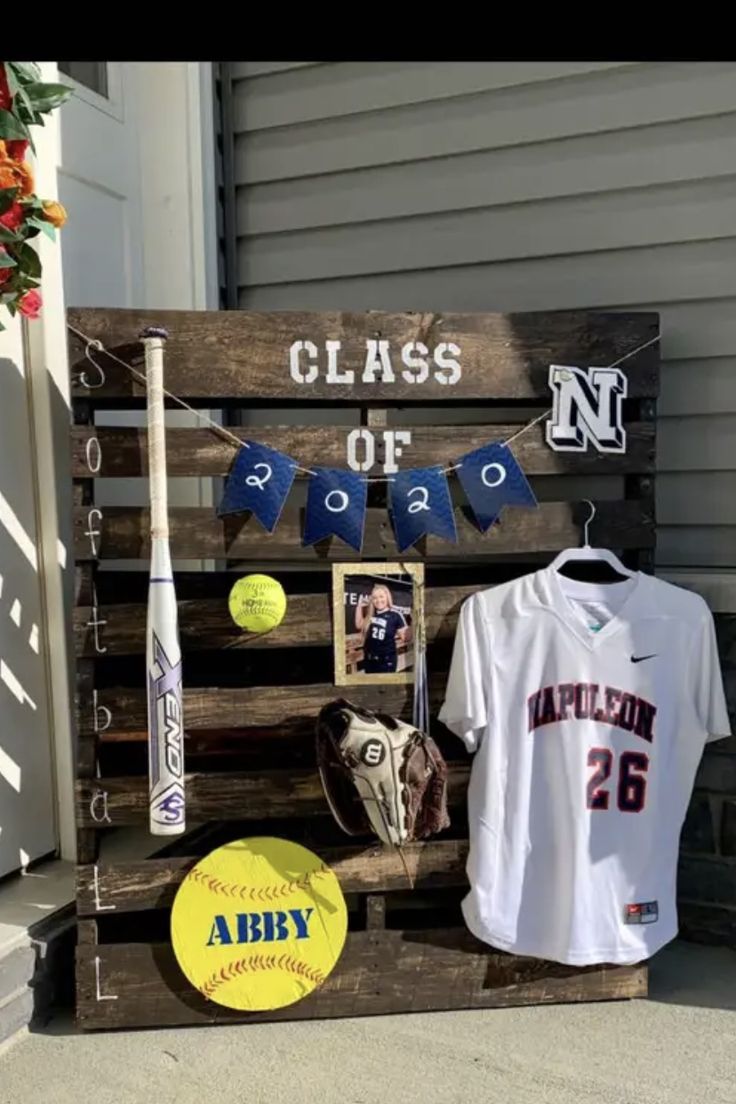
<box><xmin>206</xmin><ymin>908</ymin><xmax>314</xmax><ymax>946</ymax></box>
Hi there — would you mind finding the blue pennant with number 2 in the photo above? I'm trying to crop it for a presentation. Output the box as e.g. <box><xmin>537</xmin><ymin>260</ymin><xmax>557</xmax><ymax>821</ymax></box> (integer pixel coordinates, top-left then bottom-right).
<box><xmin>218</xmin><ymin>442</ymin><xmax>298</xmax><ymax>533</ymax></box>
<box><xmin>456</xmin><ymin>442</ymin><xmax>537</xmax><ymax>532</ymax></box>
<box><xmin>390</xmin><ymin>466</ymin><xmax>457</xmax><ymax>554</ymax></box>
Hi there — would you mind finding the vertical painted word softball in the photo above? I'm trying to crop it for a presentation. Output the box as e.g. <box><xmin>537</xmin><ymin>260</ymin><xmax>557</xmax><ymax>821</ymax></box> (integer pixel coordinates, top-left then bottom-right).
<box><xmin>218</xmin><ymin>337</ymin><xmax>538</xmax><ymax>553</ymax></box>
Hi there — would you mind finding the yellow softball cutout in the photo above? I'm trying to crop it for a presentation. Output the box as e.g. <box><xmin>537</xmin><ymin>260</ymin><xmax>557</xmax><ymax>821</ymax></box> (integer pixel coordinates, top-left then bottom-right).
<box><xmin>228</xmin><ymin>574</ymin><xmax>287</xmax><ymax>633</ymax></box>
<box><xmin>171</xmin><ymin>837</ymin><xmax>347</xmax><ymax>1011</ymax></box>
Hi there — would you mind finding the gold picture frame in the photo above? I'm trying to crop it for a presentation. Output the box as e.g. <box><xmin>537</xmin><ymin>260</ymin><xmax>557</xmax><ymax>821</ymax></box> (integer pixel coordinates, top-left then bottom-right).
<box><xmin>332</xmin><ymin>562</ymin><xmax>425</xmax><ymax>687</ymax></box>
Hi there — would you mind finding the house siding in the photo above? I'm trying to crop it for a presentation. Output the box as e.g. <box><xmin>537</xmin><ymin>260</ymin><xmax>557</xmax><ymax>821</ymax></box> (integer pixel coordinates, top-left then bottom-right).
<box><xmin>226</xmin><ymin>60</ymin><xmax>736</xmax><ymax>574</ymax></box>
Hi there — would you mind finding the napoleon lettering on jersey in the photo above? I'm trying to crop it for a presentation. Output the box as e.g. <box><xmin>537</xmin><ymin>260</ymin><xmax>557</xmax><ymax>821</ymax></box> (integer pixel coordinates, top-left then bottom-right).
<box><xmin>527</xmin><ymin>682</ymin><xmax>656</xmax><ymax>741</ymax></box>
<box><xmin>438</xmin><ymin>568</ymin><xmax>731</xmax><ymax>968</ymax></box>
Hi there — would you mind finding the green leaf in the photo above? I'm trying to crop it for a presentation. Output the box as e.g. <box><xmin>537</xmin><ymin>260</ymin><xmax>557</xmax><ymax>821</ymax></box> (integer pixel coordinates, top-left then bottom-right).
<box><xmin>13</xmin><ymin>84</ymin><xmax>34</xmax><ymax>116</ymax></box>
<box><xmin>26</xmin><ymin>216</ymin><xmax>56</xmax><ymax>242</ymax></box>
<box><xmin>0</xmin><ymin>109</ymin><xmax>30</xmax><ymax>142</ymax></box>
<box><xmin>0</xmin><ymin>189</ymin><xmax>20</xmax><ymax>216</ymax></box>
<box><xmin>0</xmin><ymin>224</ymin><xmax>20</xmax><ymax>243</ymax></box>
<box><xmin>12</xmin><ymin>104</ymin><xmax>33</xmax><ymax>129</ymax></box>
<box><xmin>0</xmin><ymin>251</ymin><xmax>18</xmax><ymax>269</ymax></box>
<box><xmin>22</xmin><ymin>81</ymin><xmax>73</xmax><ymax>114</ymax></box>
<box><xmin>8</xmin><ymin>62</ymin><xmax>42</xmax><ymax>84</ymax></box>
<box><xmin>15</xmin><ymin>241</ymin><xmax>41</xmax><ymax>278</ymax></box>
<box><xmin>4</xmin><ymin>64</ymin><xmax>21</xmax><ymax>97</ymax></box>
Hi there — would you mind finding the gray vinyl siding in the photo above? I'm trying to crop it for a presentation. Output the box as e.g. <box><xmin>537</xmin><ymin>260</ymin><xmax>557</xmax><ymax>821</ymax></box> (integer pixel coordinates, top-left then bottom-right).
<box><xmin>227</xmin><ymin>60</ymin><xmax>736</xmax><ymax>572</ymax></box>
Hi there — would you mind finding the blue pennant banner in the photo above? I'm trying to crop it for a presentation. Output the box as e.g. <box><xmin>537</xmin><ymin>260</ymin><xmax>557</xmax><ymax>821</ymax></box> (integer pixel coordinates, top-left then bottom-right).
<box><xmin>456</xmin><ymin>443</ymin><xmax>537</xmax><ymax>532</ymax></box>
<box><xmin>390</xmin><ymin>466</ymin><xmax>457</xmax><ymax>553</ymax></box>
<box><xmin>218</xmin><ymin>442</ymin><xmax>298</xmax><ymax>532</ymax></box>
<box><xmin>303</xmin><ymin>468</ymin><xmax>367</xmax><ymax>552</ymax></box>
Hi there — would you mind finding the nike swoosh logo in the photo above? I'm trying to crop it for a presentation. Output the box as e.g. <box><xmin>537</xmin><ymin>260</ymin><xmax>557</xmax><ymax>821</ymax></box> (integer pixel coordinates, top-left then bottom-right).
<box><xmin>631</xmin><ymin>654</ymin><xmax>657</xmax><ymax>663</ymax></box>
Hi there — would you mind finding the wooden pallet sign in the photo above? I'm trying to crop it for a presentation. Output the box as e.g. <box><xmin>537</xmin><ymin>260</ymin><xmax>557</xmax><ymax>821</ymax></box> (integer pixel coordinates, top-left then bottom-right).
<box><xmin>69</xmin><ymin>307</ymin><xmax>658</xmax><ymax>1030</ymax></box>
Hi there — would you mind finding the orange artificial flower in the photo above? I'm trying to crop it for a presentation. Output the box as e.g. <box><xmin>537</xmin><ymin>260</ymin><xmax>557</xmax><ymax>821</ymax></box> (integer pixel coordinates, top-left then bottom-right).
<box><xmin>0</xmin><ymin>140</ymin><xmax>7</xmax><ymax>160</ymax></box>
<box><xmin>14</xmin><ymin>160</ymin><xmax>34</xmax><ymax>196</ymax></box>
<box><xmin>41</xmin><ymin>200</ymin><xmax>67</xmax><ymax>229</ymax></box>
<box><xmin>0</xmin><ymin>158</ymin><xmax>33</xmax><ymax>195</ymax></box>
<box><xmin>0</xmin><ymin>160</ymin><xmax>18</xmax><ymax>190</ymax></box>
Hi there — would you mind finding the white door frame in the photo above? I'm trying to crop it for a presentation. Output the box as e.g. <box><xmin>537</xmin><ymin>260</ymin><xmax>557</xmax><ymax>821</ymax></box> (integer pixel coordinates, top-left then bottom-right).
<box><xmin>24</xmin><ymin>61</ymin><xmax>220</xmax><ymax>862</ymax></box>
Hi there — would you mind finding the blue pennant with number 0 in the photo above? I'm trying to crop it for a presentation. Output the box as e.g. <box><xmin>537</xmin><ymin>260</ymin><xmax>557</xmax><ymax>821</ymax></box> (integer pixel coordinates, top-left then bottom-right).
<box><xmin>303</xmin><ymin>468</ymin><xmax>367</xmax><ymax>552</ymax></box>
<box><xmin>456</xmin><ymin>442</ymin><xmax>537</xmax><ymax>532</ymax></box>
<box><xmin>217</xmin><ymin>442</ymin><xmax>298</xmax><ymax>533</ymax></box>
<box><xmin>389</xmin><ymin>466</ymin><xmax>457</xmax><ymax>553</ymax></box>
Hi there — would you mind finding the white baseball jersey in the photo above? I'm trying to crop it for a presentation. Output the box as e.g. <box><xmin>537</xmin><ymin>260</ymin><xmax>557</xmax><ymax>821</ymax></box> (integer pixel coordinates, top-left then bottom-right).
<box><xmin>439</xmin><ymin>568</ymin><xmax>731</xmax><ymax>966</ymax></box>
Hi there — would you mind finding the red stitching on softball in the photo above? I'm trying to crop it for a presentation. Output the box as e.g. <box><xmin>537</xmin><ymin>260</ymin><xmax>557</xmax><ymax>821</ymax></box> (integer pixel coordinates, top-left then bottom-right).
<box><xmin>199</xmin><ymin>953</ymin><xmax>326</xmax><ymax>1000</ymax></box>
<box><xmin>192</xmin><ymin>863</ymin><xmax>331</xmax><ymax>904</ymax></box>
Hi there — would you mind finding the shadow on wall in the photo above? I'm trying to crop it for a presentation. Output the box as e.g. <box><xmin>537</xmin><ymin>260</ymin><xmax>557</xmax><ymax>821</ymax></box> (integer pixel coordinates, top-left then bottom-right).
<box><xmin>0</xmin><ymin>355</ymin><xmax>56</xmax><ymax>879</ymax></box>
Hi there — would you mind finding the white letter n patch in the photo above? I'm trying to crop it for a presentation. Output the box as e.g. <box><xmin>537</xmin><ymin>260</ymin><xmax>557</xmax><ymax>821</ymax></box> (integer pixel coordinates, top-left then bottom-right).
<box><xmin>546</xmin><ymin>365</ymin><xmax>627</xmax><ymax>453</ymax></box>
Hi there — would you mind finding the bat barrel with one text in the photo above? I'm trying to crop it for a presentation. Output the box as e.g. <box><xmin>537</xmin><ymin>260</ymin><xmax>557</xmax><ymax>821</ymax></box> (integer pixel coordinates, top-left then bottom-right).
<box><xmin>142</xmin><ymin>326</ymin><xmax>186</xmax><ymax>835</ymax></box>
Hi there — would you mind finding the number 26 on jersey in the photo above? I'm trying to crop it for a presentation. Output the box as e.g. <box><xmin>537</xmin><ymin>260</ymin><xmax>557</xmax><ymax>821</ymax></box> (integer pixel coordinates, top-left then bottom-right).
<box><xmin>586</xmin><ymin>748</ymin><xmax>649</xmax><ymax>813</ymax></box>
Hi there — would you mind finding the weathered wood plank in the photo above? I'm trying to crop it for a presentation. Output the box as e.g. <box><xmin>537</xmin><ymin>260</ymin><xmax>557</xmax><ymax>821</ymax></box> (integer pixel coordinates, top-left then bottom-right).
<box><xmin>73</xmin><ymin>583</ymin><xmax>477</xmax><ymax>657</ymax></box>
<box><xmin>82</xmin><ymin>663</ymin><xmax>724</xmax><ymax>739</ymax></box>
<box><xmin>77</xmin><ymin>919</ymin><xmax>98</xmax><ymax>946</ymax></box>
<box><xmin>76</xmin><ymin>933</ymin><xmax>647</xmax><ymax>1029</ymax></box>
<box><xmin>76</xmin><ymin>648</ymin><xmax>101</xmax><ymax>864</ymax></box>
<box><xmin>365</xmin><ymin>894</ymin><xmax>386</xmax><ymax>930</ymax></box>
<box><xmin>76</xmin><ymin>765</ymin><xmax>470</xmax><ymax>827</ymax></box>
<box><xmin>76</xmin><ymin>840</ymin><xmax>470</xmax><ymax>915</ymax></box>
<box><xmin>67</xmin><ymin>307</ymin><xmax>659</xmax><ymax>402</ymax></box>
<box><xmin>77</xmin><ymin>679</ymin><xmax>442</xmax><ymax>736</ymax></box>
<box><xmin>73</xmin><ymin>500</ymin><xmax>654</xmax><ymax>562</ymax></box>
<box><xmin>72</xmin><ymin>590</ymin><xmax>732</xmax><ymax>660</ymax></box>
<box><xmin>70</xmin><ymin>422</ymin><xmax>656</xmax><ymax>478</ymax></box>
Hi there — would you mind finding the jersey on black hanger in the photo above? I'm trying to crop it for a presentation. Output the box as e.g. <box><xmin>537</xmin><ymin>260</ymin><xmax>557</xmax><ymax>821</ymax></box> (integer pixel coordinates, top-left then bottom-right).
<box><xmin>439</xmin><ymin>568</ymin><xmax>730</xmax><ymax>967</ymax></box>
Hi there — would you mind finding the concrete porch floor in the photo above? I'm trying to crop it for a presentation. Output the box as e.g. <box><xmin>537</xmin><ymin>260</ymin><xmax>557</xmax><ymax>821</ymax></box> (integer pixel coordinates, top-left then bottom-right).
<box><xmin>1</xmin><ymin>940</ymin><xmax>735</xmax><ymax>1104</ymax></box>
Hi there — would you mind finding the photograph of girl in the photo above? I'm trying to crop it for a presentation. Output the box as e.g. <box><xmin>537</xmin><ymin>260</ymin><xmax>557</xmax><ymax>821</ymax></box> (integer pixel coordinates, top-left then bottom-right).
<box><xmin>355</xmin><ymin>580</ymin><xmax>412</xmax><ymax>675</ymax></box>
<box><xmin>333</xmin><ymin>564</ymin><xmax>423</xmax><ymax>685</ymax></box>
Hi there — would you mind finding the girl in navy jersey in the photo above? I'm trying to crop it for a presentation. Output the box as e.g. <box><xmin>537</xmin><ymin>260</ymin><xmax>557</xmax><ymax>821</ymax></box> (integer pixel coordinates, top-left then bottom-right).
<box><xmin>355</xmin><ymin>583</ymin><xmax>411</xmax><ymax>674</ymax></box>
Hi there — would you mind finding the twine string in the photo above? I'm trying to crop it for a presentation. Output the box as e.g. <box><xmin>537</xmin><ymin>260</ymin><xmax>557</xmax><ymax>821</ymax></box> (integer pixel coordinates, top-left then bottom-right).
<box><xmin>67</xmin><ymin>323</ymin><xmax>660</xmax><ymax>483</ymax></box>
